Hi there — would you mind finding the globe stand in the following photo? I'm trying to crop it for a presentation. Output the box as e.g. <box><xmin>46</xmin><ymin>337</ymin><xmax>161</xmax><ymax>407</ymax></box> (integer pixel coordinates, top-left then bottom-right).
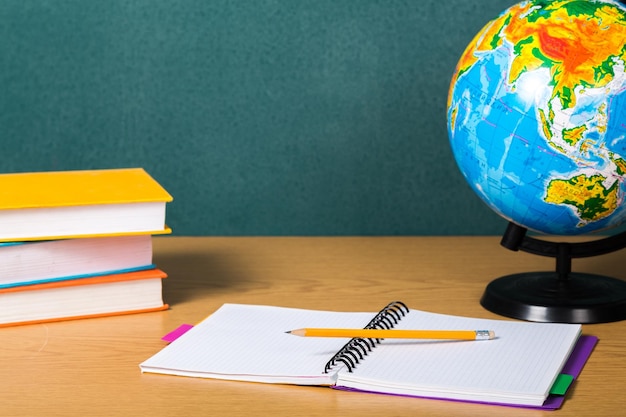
<box><xmin>480</xmin><ymin>222</ymin><xmax>626</xmax><ymax>323</ymax></box>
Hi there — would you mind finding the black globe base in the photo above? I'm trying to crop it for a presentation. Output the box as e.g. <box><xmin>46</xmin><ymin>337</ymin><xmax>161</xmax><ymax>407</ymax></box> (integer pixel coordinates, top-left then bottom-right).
<box><xmin>481</xmin><ymin>222</ymin><xmax>626</xmax><ymax>323</ymax></box>
<box><xmin>481</xmin><ymin>271</ymin><xmax>626</xmax><ymax>323</ymax></box>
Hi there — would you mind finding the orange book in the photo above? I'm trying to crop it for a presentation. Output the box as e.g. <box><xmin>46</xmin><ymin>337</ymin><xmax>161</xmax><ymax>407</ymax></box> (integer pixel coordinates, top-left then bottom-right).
<box><xmin>0</xmin><ymin>168</ymin><xmax>173</xmax><ymax>242</ymax></box>
<box><xmin>0</xmin><ymin>268</ymin><xmax>168</xmax><ymax>327</ymax></box>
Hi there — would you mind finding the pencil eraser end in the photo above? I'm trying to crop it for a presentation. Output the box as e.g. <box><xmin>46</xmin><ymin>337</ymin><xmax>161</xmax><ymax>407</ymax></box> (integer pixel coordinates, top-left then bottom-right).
<box><xmin>488</xmin><ymin>330</ymin><xmax>496</xmax><ymax>340</ymax></box>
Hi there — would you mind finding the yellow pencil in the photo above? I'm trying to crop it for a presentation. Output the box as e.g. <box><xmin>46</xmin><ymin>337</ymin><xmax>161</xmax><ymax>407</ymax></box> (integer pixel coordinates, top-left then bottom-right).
<box><xmin>285</xmin><ymin>328</ymin><xmax>496</xmax><ymax>340</ymax></box>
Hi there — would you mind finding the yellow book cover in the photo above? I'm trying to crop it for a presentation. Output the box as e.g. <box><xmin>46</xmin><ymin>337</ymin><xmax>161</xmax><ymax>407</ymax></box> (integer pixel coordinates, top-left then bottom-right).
<box><xmin>0</xmin><ymin>168</ymin><xmax>173</xmax><ymax>241</ymax></box>
<box><xmin>0</xmin><ymin>167</ymin><xmax>173</xmax><ymax>209</ymax></box>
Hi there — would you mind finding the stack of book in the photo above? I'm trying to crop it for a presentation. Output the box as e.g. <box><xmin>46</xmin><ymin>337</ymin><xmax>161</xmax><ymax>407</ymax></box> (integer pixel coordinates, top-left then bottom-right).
<box><xmin>0</xmin><ymin>168</ymin><xmax>173</xmax><ymax>327</ymax></box>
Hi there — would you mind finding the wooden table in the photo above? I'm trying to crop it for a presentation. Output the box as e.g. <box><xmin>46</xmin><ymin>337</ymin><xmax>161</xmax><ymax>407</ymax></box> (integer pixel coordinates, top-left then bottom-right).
<box><xmin>2</xmin><ymin>237</ymin><xmax>625</xmax><ymax>416</ymax></box>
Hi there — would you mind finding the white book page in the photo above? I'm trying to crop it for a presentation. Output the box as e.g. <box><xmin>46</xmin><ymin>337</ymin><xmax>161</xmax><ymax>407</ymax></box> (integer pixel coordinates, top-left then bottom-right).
<box><xmin>0</xmin><ymin>202</ymin><xmax>166</xmax><ymax>240</ymax></box>
<box><xmin>140</xmin><ymin>304</ymin><xmax>376</xmax><ymax>385</ymax></box>
<box><xmin>336</xmin><ymin>310</ymin><xmax>581</xmax><ymax>406</ymax></box>
<box><xmin>0</xmin><ymin>278</ymin><xmax>164</xmax><ymax>324</ymax></box>
<box><xmin>0</xmin><ymin>235</ymin><xmax>153</xmax><ymax>284</ymax></box>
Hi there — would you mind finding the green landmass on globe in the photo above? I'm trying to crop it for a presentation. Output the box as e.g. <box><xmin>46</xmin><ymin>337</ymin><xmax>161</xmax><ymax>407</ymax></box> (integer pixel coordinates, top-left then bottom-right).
<box><xmin>545</xmin><ymin>174</ymin><xmax>618</xmax><ymax>225</ymax></box>
<box><xmin>447</xmin><ymin>0</ymin><xmax>626</xmax><ymax>235</ymax></box>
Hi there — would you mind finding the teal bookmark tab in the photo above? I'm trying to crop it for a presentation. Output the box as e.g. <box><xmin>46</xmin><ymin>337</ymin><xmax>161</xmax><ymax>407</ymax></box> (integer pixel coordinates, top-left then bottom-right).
<box><xmin>550</xmin><ymin>374</ymin><xmax>574</xmax><ymax>395</ymax></box>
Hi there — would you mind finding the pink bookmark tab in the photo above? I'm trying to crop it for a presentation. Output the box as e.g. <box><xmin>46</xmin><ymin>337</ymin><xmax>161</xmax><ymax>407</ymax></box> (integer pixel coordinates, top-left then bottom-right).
<box><xmin>161</xmin><ymin>324</ymin><xmax>194</xmax><ymax>342</ymax></box>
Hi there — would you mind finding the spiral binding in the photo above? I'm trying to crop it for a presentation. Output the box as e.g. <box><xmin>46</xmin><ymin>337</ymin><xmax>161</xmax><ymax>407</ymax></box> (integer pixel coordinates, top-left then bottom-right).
<box><xmin>323</xmin><ymin>301</ymin><xmax>409</xmax><ymax>373</ymax></box>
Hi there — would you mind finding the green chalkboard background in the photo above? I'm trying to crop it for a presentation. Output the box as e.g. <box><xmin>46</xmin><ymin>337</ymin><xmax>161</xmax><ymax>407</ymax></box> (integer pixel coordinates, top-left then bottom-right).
<box><xmin>1</xmin><ymin>0</ymin><xmax>518</xmax><ymax>236</ymax></box>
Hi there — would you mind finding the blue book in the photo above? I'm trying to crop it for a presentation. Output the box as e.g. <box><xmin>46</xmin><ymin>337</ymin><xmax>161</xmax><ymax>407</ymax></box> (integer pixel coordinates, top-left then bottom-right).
<box><xmin>0</xmin><ymin>235</ymin><xmax>154</xmax><ymax>289</ymax></box>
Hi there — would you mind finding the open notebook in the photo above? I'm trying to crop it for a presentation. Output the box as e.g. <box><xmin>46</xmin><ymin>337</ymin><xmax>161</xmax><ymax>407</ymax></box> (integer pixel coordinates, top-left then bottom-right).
<box><xmin>140</xmin><ymin>302</ymin><xmax>594</xmax><ymax>409</ymax></box>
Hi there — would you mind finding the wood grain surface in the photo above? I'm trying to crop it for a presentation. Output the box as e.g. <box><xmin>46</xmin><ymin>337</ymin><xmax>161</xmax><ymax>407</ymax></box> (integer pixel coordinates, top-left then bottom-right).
<box><xmin>2</xmin><ymin>236</ymin><xmax>624</xmax><ymax>416</ymax></box>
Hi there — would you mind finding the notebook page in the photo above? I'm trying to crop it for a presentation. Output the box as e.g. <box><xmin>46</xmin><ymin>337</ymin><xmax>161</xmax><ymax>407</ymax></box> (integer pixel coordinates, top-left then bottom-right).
<box><xmin>335</xmin><ymin>309</ymin><xmax>581</xmax><ymax>406</ymax></box>
<box><xmin>140</xmin><ymin>303</ymin><xmax>376</xmax><ymax>385</ymax></box>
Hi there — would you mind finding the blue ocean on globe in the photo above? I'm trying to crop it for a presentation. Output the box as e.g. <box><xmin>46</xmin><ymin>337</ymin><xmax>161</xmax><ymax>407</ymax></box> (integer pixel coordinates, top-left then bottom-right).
<box><xmin>447</xmin><ymin>0</ymin><xmax>626</xmax><ymax>235</ymax></box>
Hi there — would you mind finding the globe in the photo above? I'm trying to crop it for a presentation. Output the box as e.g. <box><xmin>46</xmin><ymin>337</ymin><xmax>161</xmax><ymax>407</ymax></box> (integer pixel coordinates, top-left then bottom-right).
<box><xmin>447</xmin><ymin>0</ymin><xmax>626</xmax><ymax>236</ymax></box>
